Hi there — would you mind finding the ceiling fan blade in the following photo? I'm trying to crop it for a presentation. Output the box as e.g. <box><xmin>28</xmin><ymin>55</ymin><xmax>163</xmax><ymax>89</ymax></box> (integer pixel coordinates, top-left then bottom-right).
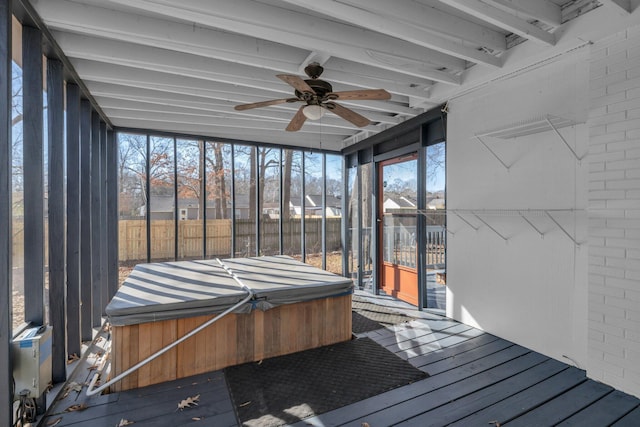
<box><xmin>277</xmin><ymin>74</ymin><xmax>315</xmax><ymax>94</ymax></box>
<box><xmin>325</xmin><ymin>102</ymin><xmax>370</xmax><ymax>127</ymax></box>
<box><xmin>234</xmin><ymin>98</ymin><xmax>298</xmax><ymax>111</ymax></box>
<box><xmin>326</xmin><ymin>89</ymin><xmax>391</xmax><ymax>101</ymax></box>
<box><xmin>286</xmin><ymin>105</ymin><xmax>308</xmax><ymax>132</ymax></box>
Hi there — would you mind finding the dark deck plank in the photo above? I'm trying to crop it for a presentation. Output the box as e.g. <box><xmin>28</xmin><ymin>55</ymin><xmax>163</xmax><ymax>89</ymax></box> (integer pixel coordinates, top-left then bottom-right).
<box><xmin>506</xmin><ymin>378</ymin><xmax>613</xmax><ymax>426</ymax></box>
<box><xmin>555</xmin><ymin>390</ymin><xmax>640</xmax><ymax>426</ymax></box>
<box><xmin>383</xmin><ymin>324</ymin><xmax>475</xmax><ymax>358</ymax></box>
<box><xmin>448</xmin><ymin>366</ymin><xmax>588</xmax><ymax>426</ymax></box>
<box><xmin>417</xmin><ymin>338</ymin><xmax>514</xmax><ymax>375</ymax></box>
<box><xmin>407</xmin><ymin>331</ymin><xmax>500</xmax><ymax>367</ymax></box>
<box><xmin>341</xmin><ymin>351</ymin><xmax>549</xmax><ymax>427</ymax></box>
<box><xmin>293</xmin><ymin>345</ymin><xmax>534</xmax><ymax>427</ymax></box>
<box><xmin>395</xmin><ymin>359</ymin><xmax>571</xmax><ymax>427</ymax></box>
<box><xmin>42</xmin><ymin>371</ymin><xmax>235</xmax><ymax>427</ymax></box>
<box><xmin>612</xmin><ymin>405</ymin><xmax>640</xmax><ymax>426</ymax></box>
<box><xmin>43</xmin><ymin>293</ymin><xmax>640</xmax><ymax>427</ymax></box>
<box><xmin>373</xmin><ymin>319</ymin><xmax>464</xmax><ymax>347</ymax></box>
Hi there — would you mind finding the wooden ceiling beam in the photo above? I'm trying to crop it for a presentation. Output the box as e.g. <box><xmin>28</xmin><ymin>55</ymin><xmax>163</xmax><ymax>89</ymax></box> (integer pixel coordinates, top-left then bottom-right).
<box><xmin>54</xmin><ymin>31</ymin><xmax>433</xmax><ymax>100</ymax></box>
<box><xmin>106</xmin><ymin>0</ymin><xmax>464</xmax><ymax>83</ymax></box>
<box><xmin>438</xmin><ymin>0</ymin><xmax>556</xmax><ymax>46</ymax></box>
<box><xmin>278</xmin><ymin>0</ymin><xmax>502</xmax><ymax>67</ymax></box>
<box><xmin>485</xmin><ymin>0</ymin><xmax>562</xmax><ymax>26</ymax></box>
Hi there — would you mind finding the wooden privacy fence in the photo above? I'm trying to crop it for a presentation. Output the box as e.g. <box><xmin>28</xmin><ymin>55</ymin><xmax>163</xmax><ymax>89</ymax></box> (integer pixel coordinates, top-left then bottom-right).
<box><xmin>118</xmin><ymin>218</ymin><xmax>342</xmax><ymax>262</ymax></box>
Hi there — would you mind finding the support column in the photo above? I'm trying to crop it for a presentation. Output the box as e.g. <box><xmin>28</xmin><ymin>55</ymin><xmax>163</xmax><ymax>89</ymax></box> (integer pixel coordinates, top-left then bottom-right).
<box><xmin>79</xmin><ymin>100</ymin><xmax>92</xmax><ymax>340</ymax></box>
<box><xmin>22</xmin><ymin>26</ymin><xmax>44</xmax><ymax>326</ymax></box>
<box><xmin>106</xmin><ymin>129</ymin><xmax>118</xmax><ymax>300</ymax></box>
<box><xmin>90</xmin><ymin>111</ymin><xmax>102</xmax><ymax>327</ymax></box>
<box><xmin>1</xmin><ymin>2</ymin><xmax>14</xmax><ymax>425</ymax></box>
<box><xmin>46</xmin><ymin>58</ymin><xmax>66</xmax><ymax>382</ymax></box>
<box><xmin>99</xmin><ymin>121</ymin><xmax>108</xmax><ymax>314</ymax></box>
<box><xmin>66</xmin><ymin>83</ymin><xmax>81</xmax><ymax>357</ymax></box>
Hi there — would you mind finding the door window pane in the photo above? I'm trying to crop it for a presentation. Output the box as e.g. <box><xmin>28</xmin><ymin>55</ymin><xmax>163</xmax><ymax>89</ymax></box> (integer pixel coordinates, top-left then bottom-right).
<box><xmin>425</xmin><ymin>141</ymin><xmax>446</xmax><ymax>310</ymax></box>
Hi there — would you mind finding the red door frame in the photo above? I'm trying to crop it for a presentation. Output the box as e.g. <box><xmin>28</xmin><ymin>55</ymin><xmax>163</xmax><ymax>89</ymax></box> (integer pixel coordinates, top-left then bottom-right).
<box><xmin>377</xmin><ymin>153</ymin><xmax>419</xmax><ymax>306</ymax></box>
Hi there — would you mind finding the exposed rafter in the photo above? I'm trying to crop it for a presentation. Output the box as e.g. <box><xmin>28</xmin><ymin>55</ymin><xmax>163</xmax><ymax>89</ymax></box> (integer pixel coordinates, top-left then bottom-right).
<box><xmin>26</xmin><ymin>0</ymin><xmax>623</xmax><ymax>150</ymax></box>
<box><xmin>107</xmin><ymin>0</ymin><xmax>464</xmax><ymax>84</ymax></box>
<box><xmin>53</xmin><ymin>31</ymin><xmax>433</xmax><ymax>100</ymax></box>
<box><xmin>438</xmin><ymin>0</ymin><xmax>556</xmax><ymax>46</ymax></box>
<box><xmin>278</xmin><ymin>0</ymin><xmax>502</xmax><ymax>67</ymax></box>
<box><xmin>485</xmin><ymin>0</ymin><xmax>562</xmax><ymax>26</ymax></box>
<box><xmin>598</xmin><ymin>0</ymin><xmax>632</xmax><ymax>13</ymax></box>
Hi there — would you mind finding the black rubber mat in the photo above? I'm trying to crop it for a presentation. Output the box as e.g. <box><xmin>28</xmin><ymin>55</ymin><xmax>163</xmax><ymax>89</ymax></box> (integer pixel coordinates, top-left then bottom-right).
<box><xmin>352</xmin><ymin>295</ymin><xmax>415</xmax><ymax>333</ymax></box>
<box><xmin>224</xmin><ymin>337</ymin><xmax>427</xmax><ymax>427</ymax></box>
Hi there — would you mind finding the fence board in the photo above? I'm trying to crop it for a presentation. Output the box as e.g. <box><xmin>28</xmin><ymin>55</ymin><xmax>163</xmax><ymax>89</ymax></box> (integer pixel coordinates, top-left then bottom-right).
<box><xmin>118</xmin><ymin>218</ymin><xmax>342</xmax><ymax>262</ymax></box>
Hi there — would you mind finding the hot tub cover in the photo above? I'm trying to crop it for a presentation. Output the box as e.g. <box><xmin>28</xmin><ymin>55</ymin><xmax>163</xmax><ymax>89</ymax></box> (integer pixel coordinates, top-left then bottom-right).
<box><xmin>105</xmin><ymin>256</ymin><xmax>353</xmax><ymax>326</ymax></box>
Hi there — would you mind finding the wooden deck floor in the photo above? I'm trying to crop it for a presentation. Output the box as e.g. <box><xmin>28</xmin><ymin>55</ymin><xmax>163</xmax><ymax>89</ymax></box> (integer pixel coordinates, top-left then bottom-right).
<box><xmin>42</xmin><ymin>292</ymin><xmax>640</xmax><ymax>426</ymax></box>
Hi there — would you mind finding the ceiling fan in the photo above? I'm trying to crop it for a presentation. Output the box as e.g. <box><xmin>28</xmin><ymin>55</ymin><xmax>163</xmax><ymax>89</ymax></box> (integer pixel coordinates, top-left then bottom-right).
<box><xmin>234</xmin><ymin>62</ymin><xmax>391</xmax><ymax>131</ymax></box>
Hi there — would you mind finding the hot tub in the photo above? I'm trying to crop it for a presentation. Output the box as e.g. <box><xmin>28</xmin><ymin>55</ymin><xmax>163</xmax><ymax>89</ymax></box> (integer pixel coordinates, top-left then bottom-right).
<box><xmin>105</xmin><ymin>256</ymin><xmax>353</xmax><ymax>391</ymax></box>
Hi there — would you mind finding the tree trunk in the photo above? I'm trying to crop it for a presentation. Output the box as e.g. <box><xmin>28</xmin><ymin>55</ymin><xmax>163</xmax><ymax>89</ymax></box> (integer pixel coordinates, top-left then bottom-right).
<box><xmin>215</xmin><ymin>144</ymin><xmax>228</xmax><ymax>219</ymax></box>
<box><xmin>249</xmin><ymin>147</ymin><xmax>256</xmax><ymax>221</ymax></box>
<box><xmin>282</xmin><ymin>149</ymin><xmax>292</xmax><ymax>221</ymax></box>
<box><xmin>198</xmin><ymin>140</ymin><xmax>206</xmax><ymax>220</ymax></box>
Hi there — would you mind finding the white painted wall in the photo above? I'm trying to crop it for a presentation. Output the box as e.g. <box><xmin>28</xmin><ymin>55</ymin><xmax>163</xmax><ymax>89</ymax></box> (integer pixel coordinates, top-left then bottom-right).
<box><xmin>587</xmin><ymin>27</ymin><xmax>640</xmax><ymax>398</ymax></box>
<box><xmin>446</xmin><ymin>49</ymin><xmax>590</xmax><ymax>369</ymax></box>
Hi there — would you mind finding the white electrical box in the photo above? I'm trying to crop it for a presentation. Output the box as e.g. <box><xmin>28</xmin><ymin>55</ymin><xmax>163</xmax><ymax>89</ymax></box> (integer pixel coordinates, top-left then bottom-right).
<box><xmin>12</xmin><ymin>326</ymin><xmax>52</xmax><ymax>399</ymax></box>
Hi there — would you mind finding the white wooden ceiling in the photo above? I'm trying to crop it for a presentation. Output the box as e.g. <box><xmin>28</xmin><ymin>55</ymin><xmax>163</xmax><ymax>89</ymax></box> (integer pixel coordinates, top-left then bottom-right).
<box><xmin>27</xmin><ymin>0</ymin><xmax>639</xmax><ymax>151</ymax></box>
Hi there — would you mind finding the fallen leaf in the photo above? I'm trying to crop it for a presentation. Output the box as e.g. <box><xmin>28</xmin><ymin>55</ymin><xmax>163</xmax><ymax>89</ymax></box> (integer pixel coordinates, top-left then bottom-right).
<box><xmin>116</xmin><ymin>419</ymin><xmax>134</xmax><ymax>426</ymax></box>
<box><xmin>177</xmin><ymin>394</ymin><xmax>200</xmax><ymax>411</ymax></box>
<box><xmin>489</xmin><ymin>422</ymin><xmax>501</xmax><ymax>427</ymax></box>
<box><xmin>47</xmin><ymin>417</ymin><xmax>63</xmax><ymax>426</ymax></box>
<box><xmin>192</xmin><ymin>417</ymin><xmax>202</xmax><ymax>421</ymax></box>
<box><xmin>362</xmin><ymin>423</ymin><xmax>370</xmax><ymax>427</ymax></box>
<box><xmin>67</xmin><ymin>353</ymin><xmax>80</xmax><ymax>364</ymax></box>
<box><xmin>62</xmin><ymin>382</ymin><xmax>83</xmax><ymax>398</ymax></box>
<box><xmin>65</xmin><ymin>403</ymin><xmax>87</xmax><ymax>412</ymax></box>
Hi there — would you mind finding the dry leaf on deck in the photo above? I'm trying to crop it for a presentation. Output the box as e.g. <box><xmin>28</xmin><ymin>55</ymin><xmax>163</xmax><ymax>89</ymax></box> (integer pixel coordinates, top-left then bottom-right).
<box><xmin>62</xmin><ymin>382</ymin><xmax>83</xmax><ymax>398</ymax></box>
<box><xmin>116</xmin><ymin>419</ymin><xmax>134</xmax><ymax>426</ymax></box>
<box><xmin>177</xmin><ymin>394</ymin><xmax>200</xmax><ymax>411</ymax></box>
<box><xmin>65</xmin><ymin>403</ymin><xmax>87</xmax><ymax>412</ymax></box>
<box><xmin>67</xmin><ymin>353</ymin><xmax>80</xmax><ymax>364</ymax></box>
<box><xmin>361</xmin><ymin>423</ymin><xmax>370</xmax><ymax>427</ymax></box>
<box><xmin>46</xmin><ymin>417</ymin><xmax>63</xmax><ymax>426</ymax></box>
<box><xmin>489</xmin><ymin>422</ymin><xmax>501</xmax><ymax>427</ymax></box>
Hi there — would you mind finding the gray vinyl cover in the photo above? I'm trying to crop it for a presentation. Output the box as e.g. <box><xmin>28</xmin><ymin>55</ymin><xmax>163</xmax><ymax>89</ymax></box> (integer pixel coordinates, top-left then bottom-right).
<box><xmin>105</xmin><ymin>255</ymin><xmax>353</xmax><ymax>326</ymax></box>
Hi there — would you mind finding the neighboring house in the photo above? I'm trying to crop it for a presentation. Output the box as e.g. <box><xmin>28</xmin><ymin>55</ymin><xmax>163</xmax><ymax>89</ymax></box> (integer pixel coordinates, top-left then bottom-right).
<box><xmin>139</xmin><ymin>194</ymin><xmax>250</xmax><ymax>220</ymax></box>
<box><xmin>383</xmin><ymin>194</ymin><xmax>417</xmax><ymax>213</ymax></box>
<box><xmin>290</xmin><ymin>194</ymin><xmax>342</xmax><ymax>217</ymax></box>
<box><xmin>304</xmin><ymin>194</ymin><xmax>342</xmax><ymax>217</ymax></box>
<box><xmin>426</xmin><ymin>196</ymin><xmax>445</xmax><ymax>210</ymax></box>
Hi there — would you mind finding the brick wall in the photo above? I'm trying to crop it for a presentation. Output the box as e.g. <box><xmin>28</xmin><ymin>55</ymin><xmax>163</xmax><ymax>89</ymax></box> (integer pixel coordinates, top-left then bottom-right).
<box><xmin>588</xmin><ymin>27</ymin><xmax>640</xmax><ymax>398</ymax></box>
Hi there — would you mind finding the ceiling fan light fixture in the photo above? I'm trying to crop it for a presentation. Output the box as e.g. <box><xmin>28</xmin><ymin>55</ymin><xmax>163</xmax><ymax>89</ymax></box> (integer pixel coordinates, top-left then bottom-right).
<box><xmin>302</xmin><ymin>104</ymin><xmax>326</xmax><ymax>120</ymax></box>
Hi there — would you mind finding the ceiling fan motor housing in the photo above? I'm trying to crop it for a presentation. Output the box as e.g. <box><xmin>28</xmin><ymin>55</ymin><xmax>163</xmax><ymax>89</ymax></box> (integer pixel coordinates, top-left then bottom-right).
<box><xmin>295</xmin><ymin>79</ymin><xmax>333</xmax><ymax>103</ymax></box>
